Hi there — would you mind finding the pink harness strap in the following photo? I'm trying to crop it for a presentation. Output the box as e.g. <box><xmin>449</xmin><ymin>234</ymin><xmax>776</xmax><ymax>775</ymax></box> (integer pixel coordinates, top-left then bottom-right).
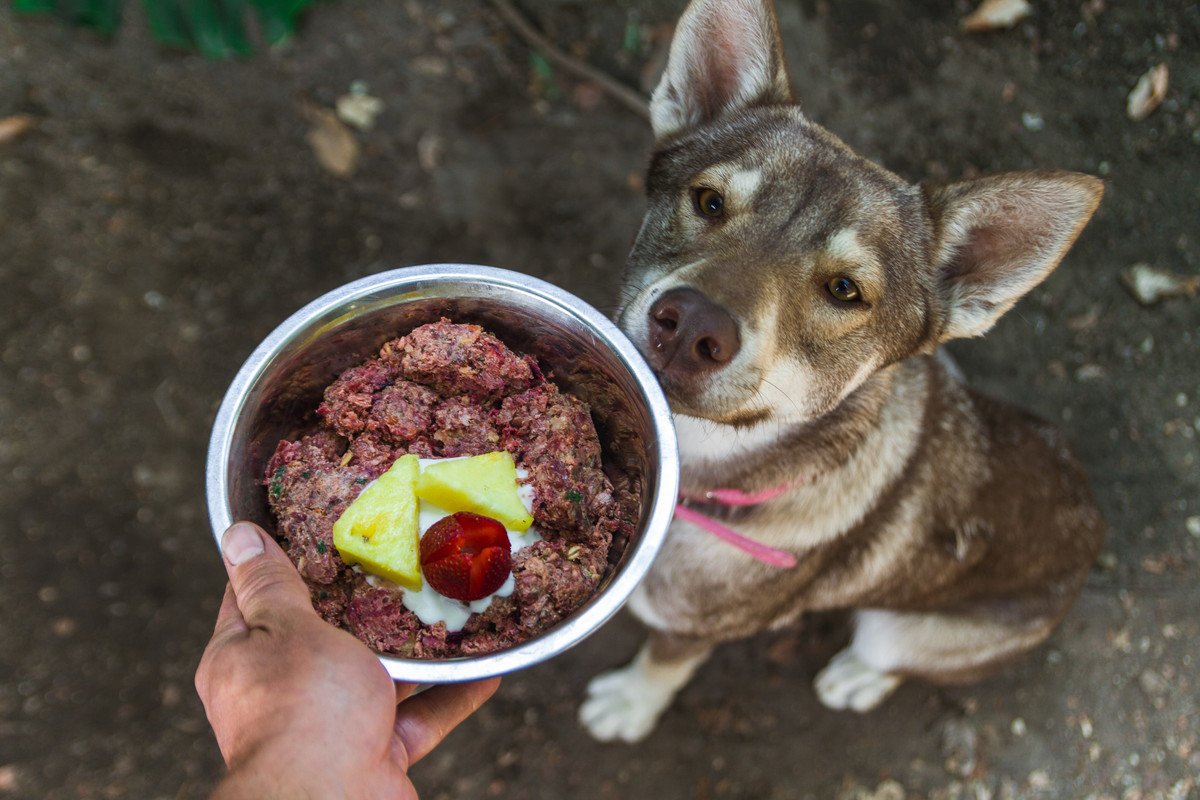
<box><xmin>674</xmin><ymin>482</ymin><xmax>798</xmax><ymax>569</ymax></box>
<box><xmin>684</xmin><ymin>484</ymin><xmax>792</xmax><ymax>506</ymax></box>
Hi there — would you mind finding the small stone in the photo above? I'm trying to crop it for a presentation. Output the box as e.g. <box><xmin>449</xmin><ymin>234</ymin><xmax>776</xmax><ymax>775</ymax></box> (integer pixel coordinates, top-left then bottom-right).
<box><xmin>1185</xmin><ymin>516</ymin><xmax>1200</xmax><ymax>538</ymax></box>
<box><xmin>411</xmin><ymin>55</ymin><xmax>450</xmax><ymax>77</ymax></box>
<box><xmin>941</xmin><ymin>717</ymin><xmax>978</xmax><ymax>777</ymax></box>
<box><xmin>161</xmin><ymin>683</ymin><xmax>181</xmax><ymax>708</ymax></box>
<box><xmin>417</xmin><ymin>131</ymin><xmax>445</xmax><ymax>172</ymax></box>
<box><xmin>1176</xmin><ymin>393</ymin><xmax>1189</xmax><ymax>407</ymax></box>
<box><xmin>1011</xmin><ymin>717</ymin><xmax>1027</xmax><ymax>736</ymax></box>
<box><xmin>1027</xmin><ymin>769</ymin><xmax>1051</xmax><ymax>790</ymax></box>
<box><xmin>1021</xmin><ymin>111</ymin><xmax>1045</xmax><ymax>132</ymax></box>
<box><xmin>1080</xmin><ymin>716</ymin><xmax>1093</xmax><ymax>738</ymax></box>
<box><xmin>0</xmin><ymin>764</ymin><xmax>18</xmax><ymax>792</ymax></box>
<box><xmin>871</xmin><ymin>780</ymin><xmax>907</xmax><ymax>800</ymax></box>
<box><xmin>1139</xmin><ymin>668</ymin><xmax>1169</xmax><ymax>698</ymax></box>
<box><xmin>51</xmin><ymin>617</ymin><xmax>77</xmax><ymax>637</ymax></box>
<box><xmin>1075</xmin><ymin>364</ymin><xmax>1105</xmax><ymax>382</ymax></box>
<box><xmin>336</xmin><ymin>92</ymin><xmax>384</xmax><ymax>132</ymax></box>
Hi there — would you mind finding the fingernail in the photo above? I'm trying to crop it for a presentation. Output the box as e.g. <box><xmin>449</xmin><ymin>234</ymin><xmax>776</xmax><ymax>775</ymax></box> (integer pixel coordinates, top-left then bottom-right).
<box><xmin>222</xmin><ymin>522</ymin><xmax>264</xmax><ymax>566</ymax></box>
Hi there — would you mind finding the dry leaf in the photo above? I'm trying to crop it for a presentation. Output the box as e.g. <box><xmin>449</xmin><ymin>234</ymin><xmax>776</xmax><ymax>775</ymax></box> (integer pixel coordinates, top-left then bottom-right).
<box><xmin>1120</xmin><ymin>262</ymin><xmax>1198</xmax><ymax>306</ymax></box>
<box><xmin>1126</xmin><ymin>63</ymin><xmax>1168</xmax><ymax>121</ymax></box>
<box><xmin>961</xmin><ymin>0</ymin><xmax>1032</xmax><ymax>32</ymax></box>
<box><xmin>304</xmin><ymin>105</ymin><xmax>359</xmax><ymax>177</ymax></box>
<box><xmin>0</xmin><ymin>114</ymin><xmax>38</xmax><ymax>144</ymax></box>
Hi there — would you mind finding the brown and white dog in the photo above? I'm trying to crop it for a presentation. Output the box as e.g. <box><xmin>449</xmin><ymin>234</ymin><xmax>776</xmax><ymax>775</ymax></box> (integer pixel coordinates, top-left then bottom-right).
<box><xmin>580</xmin><ymin>0</ymin><xmax>1106</xmax><ymax>742</ymax></box>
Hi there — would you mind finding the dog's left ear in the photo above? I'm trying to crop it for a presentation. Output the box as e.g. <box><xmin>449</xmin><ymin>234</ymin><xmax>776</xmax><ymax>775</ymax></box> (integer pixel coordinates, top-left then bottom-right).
<box><xmin>926</xmin><ymin>171</ymin><xmax>1104</xmax><ymax>340</ymax></box>
<box><xmin>650</xmin><ymin>0</ymin><xmax>793</xmax><ymax>140</ymax></box>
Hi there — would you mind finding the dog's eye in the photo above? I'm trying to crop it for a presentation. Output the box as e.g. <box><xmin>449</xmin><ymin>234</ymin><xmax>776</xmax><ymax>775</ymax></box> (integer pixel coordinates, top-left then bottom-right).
<box><xmin>827</xmin><ymin>276</ymin><xmax>861</xmax><ymax>302</ymax></box>
<box><xmin>693</xmin><ymin>187</ymin><xmax>725</xmax><ymax>218</ymax></box>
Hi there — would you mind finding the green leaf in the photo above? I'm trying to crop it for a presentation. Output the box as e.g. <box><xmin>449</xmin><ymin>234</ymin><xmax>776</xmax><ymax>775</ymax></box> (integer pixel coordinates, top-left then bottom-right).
<box><xmin>252</xmin><ymin>0</ymin><xmax>315</xmax><ymax>45</ymax></box>
<box><xmin>13</xmin><ymin>0</ymin><xmax>323</xmax><ymax>56</ymax></box>
<box><xmin>13</xmin><ymin>0</ymin><xmax>124</xmax><ymax>35</ymax></box>
<box><xmin>142</xmin><ymin>0</ymin><xmax>191</xmax><ymax>48</ymax></box>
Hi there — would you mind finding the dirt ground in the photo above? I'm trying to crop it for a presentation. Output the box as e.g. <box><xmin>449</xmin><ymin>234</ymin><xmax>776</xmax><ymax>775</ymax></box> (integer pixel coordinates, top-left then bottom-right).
<box><xmin>1</xmin><ymin>1</ymin><xmax>1197</xmax><ymax>798</ymax></box>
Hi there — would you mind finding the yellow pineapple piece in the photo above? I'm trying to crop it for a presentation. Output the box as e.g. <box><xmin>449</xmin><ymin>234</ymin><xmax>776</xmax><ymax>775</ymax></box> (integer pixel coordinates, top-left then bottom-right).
<box><xmin>332</xmin><ymin>454</ymin><xmax>422</xmax><ymax>590</ymax></box>
<box><xmin>415</xmin><ymin>451</ymin><xmax>533</xmax><ymax>532</ymax></box>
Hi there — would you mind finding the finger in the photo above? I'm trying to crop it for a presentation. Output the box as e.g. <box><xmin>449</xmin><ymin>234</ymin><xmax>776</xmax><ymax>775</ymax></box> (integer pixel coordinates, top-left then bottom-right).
<box><xmin>220</xmin><ymin>521</ymin><xmax>313</xmax><ymax>629</ymax></box>
<box><xmin>394</xmin><ymin>682</ymin><xmax>420</xmax><ymax>704</ymax></box>
<box><xmin>393</xmin><ymin>678</ymin><xmax>501</xmax><ymax>766</ymax></box>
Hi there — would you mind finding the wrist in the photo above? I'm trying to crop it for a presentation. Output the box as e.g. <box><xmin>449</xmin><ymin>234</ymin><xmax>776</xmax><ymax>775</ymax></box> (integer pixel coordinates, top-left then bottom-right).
<box><xmin>210</xmin><ymin>746</ymin><xmax>347</xmax><ymax>800</ymax></box>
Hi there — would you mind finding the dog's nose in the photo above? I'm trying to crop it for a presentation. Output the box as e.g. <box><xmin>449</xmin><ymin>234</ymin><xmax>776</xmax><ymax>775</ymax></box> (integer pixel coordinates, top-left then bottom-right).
<box><xmin>646</xmin><ymin>288</ymin><xmax>740</xmax><ymax>375</ymax></box>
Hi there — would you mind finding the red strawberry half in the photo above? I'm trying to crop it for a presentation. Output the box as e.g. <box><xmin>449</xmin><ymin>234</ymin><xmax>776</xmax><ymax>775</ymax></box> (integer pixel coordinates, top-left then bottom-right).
<box><xmin>419</xmin><ymin>512</ymin><xmax>512</xmax><ymax>602</ymax></box>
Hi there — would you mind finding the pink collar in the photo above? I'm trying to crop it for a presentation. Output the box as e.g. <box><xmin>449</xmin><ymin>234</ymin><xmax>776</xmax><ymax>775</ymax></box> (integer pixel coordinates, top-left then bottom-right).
<box><xmin>675</xmin><ymin>483</ymin><xmax>798</xmax><ymax>569</ymax></box>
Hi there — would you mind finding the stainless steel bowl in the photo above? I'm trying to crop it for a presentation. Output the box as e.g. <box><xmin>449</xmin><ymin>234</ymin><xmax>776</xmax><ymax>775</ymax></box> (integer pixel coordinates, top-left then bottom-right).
<box><xmin>206</xmin><ymin>264</ymin><xmax>678</xmax><ymax>682</ymax></box>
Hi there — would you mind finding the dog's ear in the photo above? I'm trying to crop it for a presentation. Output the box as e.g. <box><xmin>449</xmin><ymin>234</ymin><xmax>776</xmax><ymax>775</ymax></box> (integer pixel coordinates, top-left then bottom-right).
<box><xmin>650</xmin><ymin>0</ymin><xmax>792</xmax><ymax>140</ymax></box>
<box><xmin>925</xmin><ymin>171</ymin><xmax>1103</xmax><ymax>340</ymax></box>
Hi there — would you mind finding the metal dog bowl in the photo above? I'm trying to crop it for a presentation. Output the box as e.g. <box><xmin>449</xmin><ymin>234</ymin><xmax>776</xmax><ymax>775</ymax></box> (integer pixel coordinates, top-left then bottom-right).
<box><xmin>205</xmin><ymin>264</ymin><xmax>679</xmax><ymax>682</ymax></box>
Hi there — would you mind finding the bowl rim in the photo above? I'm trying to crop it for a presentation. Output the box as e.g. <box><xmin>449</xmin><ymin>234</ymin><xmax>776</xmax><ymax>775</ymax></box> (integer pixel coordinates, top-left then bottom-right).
<box><xmin>205</xmin><ymin>263</ymin><xmax>679</xmax><ymax>682</ymax></box>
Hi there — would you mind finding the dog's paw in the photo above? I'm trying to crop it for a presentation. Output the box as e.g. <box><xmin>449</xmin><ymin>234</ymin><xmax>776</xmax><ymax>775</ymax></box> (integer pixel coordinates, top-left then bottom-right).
<box><xmin>814</xmin><ymin>649</ymin><xmax>902</xmax><ymax>712</ymax></box>
<box><xmin>579</xmin><ymin>665</ymin><xmax>674</xmax><ymax>743</ymax></box>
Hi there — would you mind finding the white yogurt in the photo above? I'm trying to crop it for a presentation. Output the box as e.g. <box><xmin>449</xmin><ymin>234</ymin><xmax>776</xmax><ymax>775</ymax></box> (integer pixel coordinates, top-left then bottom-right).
<box><xmin>366</xmin><ymin>456</ymin><xmax>540</xmax><ymax>632</ymax></box>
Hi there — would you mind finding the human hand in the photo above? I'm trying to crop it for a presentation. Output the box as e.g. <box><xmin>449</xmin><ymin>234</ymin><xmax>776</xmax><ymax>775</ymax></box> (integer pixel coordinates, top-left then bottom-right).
<box><xmin>196</xmin><ymin>521</ymin><xmax>500</xmax><ymax>800</ymax></box>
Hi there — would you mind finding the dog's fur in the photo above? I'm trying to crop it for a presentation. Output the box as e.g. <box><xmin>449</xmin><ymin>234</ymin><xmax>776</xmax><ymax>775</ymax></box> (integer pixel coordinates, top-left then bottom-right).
<box><xmin>579</xmin><ymin>0</ymin><xmax>1106</xmax><ymax>742</ymax></box>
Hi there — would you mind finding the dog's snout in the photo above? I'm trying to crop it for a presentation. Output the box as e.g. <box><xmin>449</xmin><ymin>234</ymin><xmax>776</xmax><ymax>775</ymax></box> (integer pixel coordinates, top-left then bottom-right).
<box><xmin>646</xmin><ymin>288</ymin><xmax>740</xmax><ymax>376</ymax></box>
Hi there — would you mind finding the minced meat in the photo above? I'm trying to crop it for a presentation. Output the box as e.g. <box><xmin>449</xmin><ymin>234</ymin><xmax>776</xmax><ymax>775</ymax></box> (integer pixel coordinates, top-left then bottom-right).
<box><xmin>264</xmin><ymin>319</ymin><xmax>637</xmax><ymax>659</ymax></box>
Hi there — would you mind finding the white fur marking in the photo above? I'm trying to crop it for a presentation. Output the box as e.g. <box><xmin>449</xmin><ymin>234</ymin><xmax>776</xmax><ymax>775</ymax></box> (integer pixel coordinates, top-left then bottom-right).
<box><xmin>692</xmin><ymin>164</ymin><xmax>764</xmax><ymax>211</ymax></box>
<box><xmin>675</xmin><ymin>412</ymin><xmax>792</xmax><ymax>464</ymax></box>
<box><xmin>579</xmin><ymin>646</ymin><xmax>708</xmax><ymax>742</ymax></box>
<box><xmin>669</xmin><ymin>365</ymin><xmax>927</xmax><ymax>565</ymax></box>
<box><xmin>825</xmin><ymin>228</ymin><xmax>866</xmax><ymax>263</ymax></box>
<box><xmin>851</xmin><ymin>609</ymin><xmax>1048</xmax><ymax>675</ymax></box>
<box><xmin>727</xmin><ymin>167</ymin><xmax>762</xmax><ymax>203</ymax></box>
<box><xmin>814</xmin><ymin>648</ymin><xmax>902</xmax><ymax>712</ymax></box>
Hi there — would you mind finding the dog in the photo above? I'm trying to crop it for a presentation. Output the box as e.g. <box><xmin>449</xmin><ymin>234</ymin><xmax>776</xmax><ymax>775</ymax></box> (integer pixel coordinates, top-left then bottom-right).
<box><xmin>579</xmin><ymin>0</ymin><xmax>1106</xmax><ymax>742</ymax></box>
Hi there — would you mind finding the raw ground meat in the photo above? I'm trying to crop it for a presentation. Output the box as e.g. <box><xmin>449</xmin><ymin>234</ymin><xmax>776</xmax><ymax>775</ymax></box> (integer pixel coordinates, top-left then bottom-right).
<box><xmin>264</xmin><ymin>320</ymin><xmax>639</xmax><ymax>659</ymax></box>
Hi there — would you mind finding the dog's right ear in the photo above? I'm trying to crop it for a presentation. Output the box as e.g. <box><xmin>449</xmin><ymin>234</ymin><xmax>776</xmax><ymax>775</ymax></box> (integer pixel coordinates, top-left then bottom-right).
<box><xmin>926</xmin><ymin>171</ymin><xmax>1104</xmax><ymax>341</ymax></box>
<box><xmin>650</xmin><ymin>0</ymin><xmax>793</xmax><ymax>140</ymax></box>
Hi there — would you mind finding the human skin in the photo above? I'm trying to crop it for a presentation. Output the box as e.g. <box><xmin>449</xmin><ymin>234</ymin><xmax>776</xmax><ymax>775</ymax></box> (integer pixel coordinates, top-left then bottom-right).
<box><xmin>196</xmin><ymin>521</ymin><xmax>500</xmax><ymax>800</ymax></box>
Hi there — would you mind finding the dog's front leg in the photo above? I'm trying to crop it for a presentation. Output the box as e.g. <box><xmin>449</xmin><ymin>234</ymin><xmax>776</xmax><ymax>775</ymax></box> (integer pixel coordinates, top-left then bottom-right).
<box><xmin>579</xmin><ymin>631</ymin><xmax>713</xmax><ymax>743</ymax></box>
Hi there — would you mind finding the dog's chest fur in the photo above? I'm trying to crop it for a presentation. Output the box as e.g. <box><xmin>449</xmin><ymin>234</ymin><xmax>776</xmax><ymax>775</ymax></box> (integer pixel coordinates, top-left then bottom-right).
<box><xmin>627</xmin><ymin>355</ymin><xmax>1100</xmax><ymax>642</ymax></box>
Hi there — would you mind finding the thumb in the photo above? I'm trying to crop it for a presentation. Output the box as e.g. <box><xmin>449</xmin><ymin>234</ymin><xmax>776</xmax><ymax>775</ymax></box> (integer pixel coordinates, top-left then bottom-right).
<box><xmin>220</xmin><ymin>521</ymin><xmax>314</xmax><ymax>629</ymax></box>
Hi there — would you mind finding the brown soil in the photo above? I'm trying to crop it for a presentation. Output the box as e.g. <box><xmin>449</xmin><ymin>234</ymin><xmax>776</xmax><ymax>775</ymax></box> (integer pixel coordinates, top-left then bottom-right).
<box><xmin>1</xmin><ymin>1</ymin><xmax>1196</xmax><ymax>798</ymax></box>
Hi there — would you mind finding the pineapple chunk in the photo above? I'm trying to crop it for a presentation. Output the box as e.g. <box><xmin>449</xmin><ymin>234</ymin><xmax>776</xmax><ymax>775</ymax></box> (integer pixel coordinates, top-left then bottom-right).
<box><xmin>332</xmin><ymin>454</ymin><xmax>422</xmax><ymax>590</ymax></box>
<box><xmin>415</xmin><ymin>451</ymin><xmax>533</xmax><ymax>532</ymax></box>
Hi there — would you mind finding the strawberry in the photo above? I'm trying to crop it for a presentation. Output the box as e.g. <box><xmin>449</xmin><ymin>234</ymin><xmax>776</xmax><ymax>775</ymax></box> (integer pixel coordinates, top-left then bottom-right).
<box><xmin>419</xmin><ymin>512</ymin><xmax>512</xmax><ymax>601</ymax></box>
